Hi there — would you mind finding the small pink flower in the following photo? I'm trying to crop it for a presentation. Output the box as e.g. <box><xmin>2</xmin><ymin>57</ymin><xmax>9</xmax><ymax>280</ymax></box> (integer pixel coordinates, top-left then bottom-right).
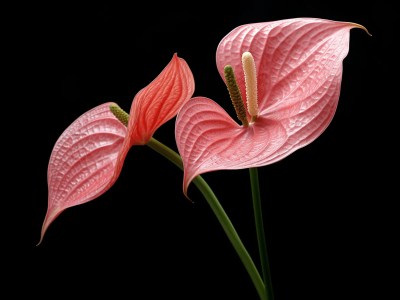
<box><xmin>175</xmin><ymin>18</ymin><xmax>368</xmax><ymax>196</ymax></box>
<box><xmin>39</xmin><ymin>53</ymin><xmax>194</xmax><ymax>244</ymax></box>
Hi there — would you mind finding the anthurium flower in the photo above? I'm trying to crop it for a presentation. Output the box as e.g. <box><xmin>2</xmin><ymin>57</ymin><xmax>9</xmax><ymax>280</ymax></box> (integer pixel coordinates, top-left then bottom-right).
<box><xmin>175</xmin><ymin>18</ymin><xmax>369</xmax><ymax>195</ymax></box>
<box><xmin>39</xmin><ymin>53</ymin><xmax>194</xmax><ymax>244</ymax></box>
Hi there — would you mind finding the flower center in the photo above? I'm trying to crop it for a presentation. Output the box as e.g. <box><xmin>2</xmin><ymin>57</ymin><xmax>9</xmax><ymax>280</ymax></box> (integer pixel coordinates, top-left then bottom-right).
<box><xmin>224</xmin><ymin>51</ymin><xmax>259</xmax><ymax>126</ymax></box>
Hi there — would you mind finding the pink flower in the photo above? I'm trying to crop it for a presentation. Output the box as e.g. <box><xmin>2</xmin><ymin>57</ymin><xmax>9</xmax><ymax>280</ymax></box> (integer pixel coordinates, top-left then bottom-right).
<box><xmin>175</xmin><ymin>18</ymin><xmax>368</xmax><ymax>196</ymax></box>
<box><xmin>39</xmin><ymin>53</ymin><xmax>194</xmax><ymax>244</ymax></box>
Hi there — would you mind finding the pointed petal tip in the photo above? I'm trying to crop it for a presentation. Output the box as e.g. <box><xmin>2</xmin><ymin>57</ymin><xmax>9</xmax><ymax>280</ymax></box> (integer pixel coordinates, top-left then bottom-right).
<box><xmin>182</xmin><ymin>174</ymin><xmax>193</xmax><ymax>201</ymax></box>
<box><xmin>349</xmin><ymin>22</ymin><xmax>372</xmax><ymax>36</ymax></box>
<box><xmin>184</xmin><ymin>192</ymin><xmax>194</xmax><ymax>204</ymax></box>
<box><xmin>37</xmin><ymin>225</ymin><xmax>49</xmax><ymax>246</ymax></box>
<box><xmin>183</xmin><ymin>184</ymin><xmax>190</xmax><ymax>202</ymax></box>
<box><xmin>183</xmin><ymin>174</ymin><xmax>198</xmax><ymax>205</ymax></box>
<box><xmin>36</xmin><ymin>237</ymin><xmax>43</xmax><ymax>247</ymax></box>
<box><xmin>36</xmin><ymin>226</ymin><xmax>49</xmax><ymax>247</ymax></box>
<box><xmin>37</xmin><ymin>208</ymin><xmax>61</xmax><ymax>246</ymax></box>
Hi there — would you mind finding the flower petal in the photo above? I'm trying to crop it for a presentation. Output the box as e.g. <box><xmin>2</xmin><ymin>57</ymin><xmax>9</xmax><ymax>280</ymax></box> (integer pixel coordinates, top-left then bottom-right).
<box><xmin>128</xmin><ymin>53</ymin><xmax>195</xmax><ymax>145</ymax></box>
<box><xmin>175</xmin><ymin>97</ymin><xmax>287</xmax><ymax>195</ymax></box>
<box><xmin>216</xmin><ymin>18</ymin><xmax>368</xmax><ymax>113</ymax></box>
<box><xmin>39</xmin><ymin>102</ymin><xmax>127</xmax><ymax>244</ymax></box>
<box><xmin>105</xmin><ymin>53</ymin><xmax>195</xmax><ymax>201</ymax></box>
<box><xmin>177</xmin><ymin>18</ymin><xmax>368</xmax><ymax>195</ymax></box>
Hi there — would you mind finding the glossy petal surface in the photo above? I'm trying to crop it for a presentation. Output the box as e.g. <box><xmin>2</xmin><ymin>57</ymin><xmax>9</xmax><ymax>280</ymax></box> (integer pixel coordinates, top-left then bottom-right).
<box><xmin>176</xmin><ymin>18</ymin><xmax>367</xmax><ymax>193</ymax></box>
<box><xmin>105</xmin><ymin>53</ymin><xmax>195</xmax><ymax>193</ymax></box>
<box><xmin>128</xmin><ymin>53</ymin><xmax>195</xmax><ymax>145</ymax></box>
<box><xmin>40</xmin><ymin>102</ymin><xmax>127</xmax><ymax>244</ymax></box>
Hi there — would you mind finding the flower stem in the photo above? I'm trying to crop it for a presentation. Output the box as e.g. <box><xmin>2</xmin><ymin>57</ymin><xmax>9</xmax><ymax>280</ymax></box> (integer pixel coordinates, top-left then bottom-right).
<box><xmin>147</xmin><ymin>137</ymin><xmax>266</xmax><ymax>300</ymax></box>
<box><xmin>249</xmin><ymin>167</ymin><xmax>274</xmax><ymax>300</ymax></box>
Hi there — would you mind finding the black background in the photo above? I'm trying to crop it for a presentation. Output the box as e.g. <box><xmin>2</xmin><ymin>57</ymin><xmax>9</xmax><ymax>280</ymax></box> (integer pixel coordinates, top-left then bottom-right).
<box><xmin>5</xmin><ymin>1</ymin><xmax>395</xmax><ymax>299</ymax></box>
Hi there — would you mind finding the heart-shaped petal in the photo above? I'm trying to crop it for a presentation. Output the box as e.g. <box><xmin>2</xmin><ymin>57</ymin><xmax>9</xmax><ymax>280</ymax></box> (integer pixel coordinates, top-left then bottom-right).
<box><xmin>105</xmin><ymin>53</ymin><xmax>195</xmax><ymax>198</ymax></box>
<box><xmin>176</xmin><ymin>18</ymin><xmax>369</xmax><ymax>195</ymax></box>
<box><xmin>39</xmin><ymin>102</ymin><xmax>127</xmax><ymax>244</ymax></box>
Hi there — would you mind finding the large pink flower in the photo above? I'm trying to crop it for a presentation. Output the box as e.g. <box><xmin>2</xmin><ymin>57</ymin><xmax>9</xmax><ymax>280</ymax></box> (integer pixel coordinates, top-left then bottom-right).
<box><xmin>175</xmin><ymin>18</ymin><xmax>368</xmax><ymax>196</ymax></box>
<box><xmin>39</xmin><ymin>53</ymin><xmax>194</xmax><ymax>244</ymax></box>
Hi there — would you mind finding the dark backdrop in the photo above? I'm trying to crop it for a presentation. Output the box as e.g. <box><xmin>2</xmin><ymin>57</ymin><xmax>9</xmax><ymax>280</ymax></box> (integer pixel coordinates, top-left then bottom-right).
<box><xmin>6</xmin><ymin>1</ymin><xmax>394</xmax><ymax>299</ymax></box>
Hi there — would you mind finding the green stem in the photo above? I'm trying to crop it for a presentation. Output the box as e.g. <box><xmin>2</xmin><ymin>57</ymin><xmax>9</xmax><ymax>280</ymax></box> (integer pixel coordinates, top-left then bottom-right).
<box><xmin>249</xmin><ymin>167</ymin><xmax>274</xmax><ymax>300</ymax></box>
<box><xmin>147</xmin><ymin>137</ymin><xmax>266</xmax><ymax>300</ymax></box>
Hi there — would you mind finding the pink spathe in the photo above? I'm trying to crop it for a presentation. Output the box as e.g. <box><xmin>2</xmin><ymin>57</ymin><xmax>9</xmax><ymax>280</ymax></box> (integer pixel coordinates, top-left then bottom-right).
<box><xmin>175</xmin><ymin>18</ymin><xmax>369</xmax><ymax>196</ymax></box>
